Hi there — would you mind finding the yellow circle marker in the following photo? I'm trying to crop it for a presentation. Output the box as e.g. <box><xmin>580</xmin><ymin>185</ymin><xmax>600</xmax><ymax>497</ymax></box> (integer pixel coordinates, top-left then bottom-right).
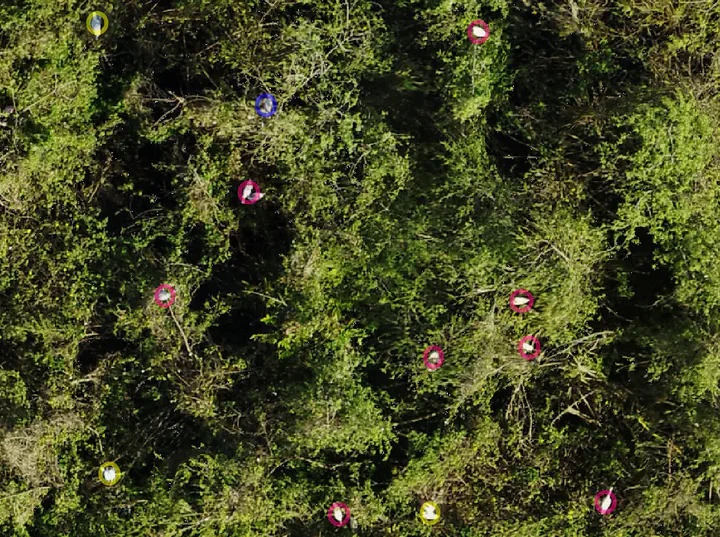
<box><xmin>86</xmin><ymin>11</ymin><xmax>109</xmax><ymax>37</ymax></box>
<box><xmin>419</xmin><ymin>500</ymin><xmax>441</xmax><ymax>526</ymax></box>
<box><xmin>98</xmin><ymin>461</ymin><xmax>121</xmax><ymax>486</ymax></box>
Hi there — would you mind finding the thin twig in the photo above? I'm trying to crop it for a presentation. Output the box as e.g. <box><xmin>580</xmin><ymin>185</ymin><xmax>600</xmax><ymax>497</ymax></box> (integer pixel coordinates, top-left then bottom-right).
<box><xmin>393</xmin><ymin>411</ymin><xmax>440</xmax><ymax>427</ymax></box>
<box><xmin>169</xmin><ymin>306</ymin><xmax>194</xmax><ymax>357</ymax></box>
<box><xmin>243</xmin><ymin>290</ymin><xmax>287</xmax><ymax>306</ymax></box>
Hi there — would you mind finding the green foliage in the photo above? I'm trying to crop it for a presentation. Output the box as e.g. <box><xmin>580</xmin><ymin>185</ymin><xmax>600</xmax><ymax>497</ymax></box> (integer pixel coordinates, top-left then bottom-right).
<box><xmin>1</xmin><ymin>0</ymin><xmax>720</xmax><ymax>536</ymax></box>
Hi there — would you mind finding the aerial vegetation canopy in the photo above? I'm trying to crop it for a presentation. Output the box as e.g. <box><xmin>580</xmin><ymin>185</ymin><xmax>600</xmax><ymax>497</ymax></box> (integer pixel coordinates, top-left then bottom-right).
<box><xmin>1</xmin><ymin>0</ymin><xmax>720</xmax><ymax>535</ymax></box>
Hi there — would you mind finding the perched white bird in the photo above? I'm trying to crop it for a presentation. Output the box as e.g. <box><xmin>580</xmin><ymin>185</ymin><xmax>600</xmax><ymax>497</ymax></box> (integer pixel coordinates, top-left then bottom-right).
<box><xmin>102</xmin><ymin>466</ymin><xmax>117</xmax><ymax>482</ymax></box>
<box><xmin>333</xmin><ymin>507</ymin><xmax>344</xmax><ymax>522</ymax></box>
<box><xmin>90</xmin><ymin>14</ymin><xmax>104</xmax><ymax>34</ymax></box>
<box><xmin>158</xmin><ymin>289</ymin><xmax>172</xmax><ymax>302</ymax></box>
<box><xmin>242</xmin><ymin>184</ymin><xmax>255</xmax><ymax>200</ymax></box>
<box><xmin>242</xmin><ymin>183</ymin><xmax>264</xmax><ymax>202</ymax></box>
<box><xmin>522</xmin><ymin>340</ymin><xmax>535</xmax><ymax>353</ymax></box>
<box><xmin>428</xmin><ymin>351</ymin><xmax>440</xmax><ymax>364</ymax></box>
<box><xmin>423</xmin><ymin>504</ymin><xmax>438</xmax><ymax>520</ymax></box>
<box><xmin>601</xmin><ymin>487</ymin><xmax>614</xmax><ymax>512</ymax></box>
<box><xmin>512</xmin><ymin>295</ymin><xmax>531</xmax><ymax>307</ymax></box>
<box><xmin>259</xmin><ymin>98</ymin><xmax>273</xmax><ymax>114</ymax></box>
<box><xmin>472</xmin><ymin>25</ymin><xmax>486</xmax><ymax>38</ymax></box>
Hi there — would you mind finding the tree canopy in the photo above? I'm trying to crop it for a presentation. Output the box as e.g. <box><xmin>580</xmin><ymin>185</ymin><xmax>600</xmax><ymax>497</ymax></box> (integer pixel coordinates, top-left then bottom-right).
<box><xmin>2</xmin><ymin>0</ymin><xmax>720</xmax><ymax>536</ymax></box>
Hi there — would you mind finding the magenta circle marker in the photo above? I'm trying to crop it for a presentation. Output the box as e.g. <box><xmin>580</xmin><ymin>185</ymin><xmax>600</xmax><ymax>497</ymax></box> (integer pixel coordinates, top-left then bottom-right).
<box><xmin>594</xmin><ymin>489</ymin><xmax>617</xmax><ymax>515</ymax></box>
<box><xmin>153</xmin><ymin>284</ymin><xmax>176</xmax><ymax>308</ymax></box>
<box><xmin>467</xmin><ymin>19</ymin><xmax>490</xmax><ymax>45</ymax></box>
<box><xmin>327</xmin><ymin>502</ymin><xmax>351</xmax><ymax>527</ymax></box>
<box><xmin>423</xmin><ymin>345</ymin><xmax>445</xmax><ymax>370</ymax></box>
<box><xmin>518</xmin><ymin>335</ymin><xmax>540</xmax><ymax>360</ymax></box>
<box><xmin>510</xmin><ymin>289</ymin><xmax>535</xmax><ymax>313</ymax></box>
<box><xmin>238</xmin><ymin>180</ymin><xmax>262</xmax><ymax>205</ymax></box>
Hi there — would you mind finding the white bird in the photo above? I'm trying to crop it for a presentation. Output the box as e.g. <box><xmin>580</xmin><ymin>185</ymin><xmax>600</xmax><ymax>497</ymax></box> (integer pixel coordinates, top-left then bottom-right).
<box><xmin>102</xmin><ymin>466</ymin><xmax>117</xmax><ymax>482</ymax></box>
<box><xmin>522</xmin><ymin>340</ymin><xmax>535</xmax><ymax>353</ymax></box>
<box><xmin>472</xmin><ymin>25</ymin><xmax>486</xmax><ymax>38</ymax></box>
<box><xmin>428</xmin><ymin>351</ymin><xmax>440</xmax><ymax>364</ymax></box>
<box><xmin>158</xmin><ymin>289</ymin><xmax>172</xmax><ymax>302</ymax></box>
<box><xmin>601</xmin><ymin>487</ymin><xmax>614</xmax><ymax>512</ymax></box>
<box><xmin>333</xmin><ymin>507</ymin><xmax>344</xmax><ymax>522</ymax></box>
<box><xmin>90</xmin><ymin>14</ymin><xmax>103</xmax><ymax>34</ymax></box>
<box><xmin>423</xmin><ymin>504</ymin><xmax>437</xmax><ymax>520</ymax></box>
<box><xmin>259</xmin><ymin>98</ymin><xmax>273</xmax><ymax>114</ymax></box>
<box><xmin>242</xmin><ymin>183</ymin><xmax>264</xmax><ymax>201</ymax></box>
<box><xmin>242</xmin><ymin>184</ymin><xmax>255</xmax><ymax>200</ymax></box>
<box><xmin>512</xmin><ymin>296</ymin><xmax>531</xmax><ymax>306</ymax></box>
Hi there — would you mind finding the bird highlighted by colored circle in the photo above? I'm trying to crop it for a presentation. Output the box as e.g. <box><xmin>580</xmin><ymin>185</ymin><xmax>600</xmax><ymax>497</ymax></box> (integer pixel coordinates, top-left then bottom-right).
<box><xmin>154</xmin><ymin>284</ymin><xmax>176</xmax><ymax>308</ymax></box>
<box><xmin>238</xmin><ymin>180</ymin><xmax>264</xmax><ymax>204</ymax></box>
<box><xmin>327</xmin><ymin>502</ymin><xmax>350</xmax><ymax>527</ymax></box>
<box><xmin>423</xmin><ymin>345</ymin><xmax>445</xmax><ymax>370</ymax></box>
<box><xmin>99</xmin><ymin>461</ymin><xmax>121</xmax><ymax>486</ymax></box>
<box><xmin>510</xmin><ymin>289</ymin><xmax>534</xmax><ymax>313</ymax></box>
<box><xmin>518</xmin><ymin>335</ymin><xmax>540</xmax><ymax>360</ymax></box>
<box><xmin>419</xmin><ymin>501</ymin><xmax>441</xmax><ymax>526</ymax></box>
<box><xmin>594</xmin><ymin>488</ymin><xmax>617</xmax><ymax>515</ymax></box>
<box><xmin>86</xmin><ymin>11</ymin><xmax>109</xmax><ymax>37</ymax></box>
<box><xmin>467</xmin><ymin>19</ymin><xmax>490</xmax><ymax>44</ymax></box>
<box><xmin>255</xmin><ymin>93</ymin><xmax>278</xmax><ymax>118</ymax></box>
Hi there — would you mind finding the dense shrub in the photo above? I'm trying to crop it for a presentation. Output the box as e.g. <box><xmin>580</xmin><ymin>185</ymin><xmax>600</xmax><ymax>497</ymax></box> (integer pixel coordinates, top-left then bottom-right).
<box><xmin>1</xmin><ymin>1</ymin><xmax>720</xmax><ymax>536</ymax></box>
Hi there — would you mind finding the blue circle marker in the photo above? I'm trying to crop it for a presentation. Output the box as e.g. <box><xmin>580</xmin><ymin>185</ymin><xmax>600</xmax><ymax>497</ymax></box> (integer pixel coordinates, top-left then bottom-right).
<box><xmin>255</xmin><ymin>93</ymin><xmax>278</xmax><ymax>118</ymax></box>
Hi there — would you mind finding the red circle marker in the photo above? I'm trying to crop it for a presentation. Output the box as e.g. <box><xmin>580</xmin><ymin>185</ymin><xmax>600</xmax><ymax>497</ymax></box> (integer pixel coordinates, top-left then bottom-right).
<box><xmin>509</xmin><ymin>289</ymin><xmax>534</xmax><ymax>313</ymax></box>
<box><xmin>238</xmin><ymin>180</ymin><xmax>263</xmax><ymax>205</ymax></box>
<box><xmin>518</xmin><ymin>335</ymin><xmax>540</xmax><ymax>360</ymax></box>
<box><xmin>467</xmin><ymin>19</ymin><xmax>490</xmax><ymax>45</ymax></box>
<box><xmin>423</xmin><ymin>345</ymin><xmax>445</xmax><ymax>370</ymax></box>
<box><xmin>594</xmin><ymin>489</ymin><xmax>617</xmax><ymax>515</ymax></box>
<box><xmin>153</xmin><ymin>284</ymin><xmax>176</xmax><ymax>308</ymax></box>
<box><xmin>327</xmin><ymin>502</ymin><xmax>351</xmax><ymax>527</ymax></box>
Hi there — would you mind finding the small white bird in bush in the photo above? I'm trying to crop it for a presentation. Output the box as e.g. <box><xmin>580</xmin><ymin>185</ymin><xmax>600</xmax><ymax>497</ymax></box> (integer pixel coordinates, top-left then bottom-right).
<box><xmin>601</xmin><ymin>487</ymin><xmax>614</xmax><ymax>512</ymax></box>
<box><xmin>158</xmin><ymin>289</ymin><xmax>172</xmax><ymax>302</ymax></box>
<box><xmin>259</xmin><ymin>98</ymin><xmax>273</xmax><ymax>114</ymax></box>
<box><xmin>103</xmin><ymin>466</ymin><xmax>117</xmax><ymax>482</ymax></box>
<box><xmin>423</xmin><ymin>504</ymin><xmax>438</xmax><ymax>520</ymax></box>
<box><xmin>90</xmin><ymin>14</ymin><xmax>104</xmax><ymax>34</ymax></box>
<box><xmin>242</xmin><ymin>183</ymin><xmax>264</xmax><ymax>202</ymax></box>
